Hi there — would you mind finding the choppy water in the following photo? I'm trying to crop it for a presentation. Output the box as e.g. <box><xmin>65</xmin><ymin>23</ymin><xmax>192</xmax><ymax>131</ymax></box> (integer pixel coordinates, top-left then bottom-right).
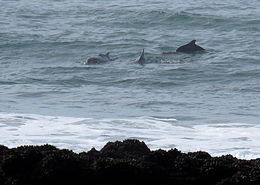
<box><xmin>0</xmin><ymin>0</ymin><xmax>260</xmax><ymax>159</ymax></box>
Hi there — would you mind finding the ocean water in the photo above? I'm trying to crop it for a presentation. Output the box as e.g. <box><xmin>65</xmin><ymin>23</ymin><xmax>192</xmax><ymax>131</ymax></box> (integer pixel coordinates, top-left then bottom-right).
<box><xmin>0</xmin><ymin>0</ymin><xmax>260</xmax><ymax>159</ymax></box>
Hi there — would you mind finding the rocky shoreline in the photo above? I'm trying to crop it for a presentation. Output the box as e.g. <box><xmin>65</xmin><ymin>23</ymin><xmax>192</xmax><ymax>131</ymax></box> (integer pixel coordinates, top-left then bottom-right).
<box><xmin>0</xmin><ymin>139</ymin><xmax>259</xmax><ymax>185</ymax></box>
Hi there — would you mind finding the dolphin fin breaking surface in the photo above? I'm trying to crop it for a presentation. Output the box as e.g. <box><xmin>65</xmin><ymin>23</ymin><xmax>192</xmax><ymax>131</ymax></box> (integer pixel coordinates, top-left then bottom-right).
<box><xmin>176</xmin><ymin>40</ymin><xmax>205</xmax><ymax>53</ymax></box>
<box><xmin>136</xmin><ymin>48</ymin><xmax>145</xmax><ymax>65</ymax></box>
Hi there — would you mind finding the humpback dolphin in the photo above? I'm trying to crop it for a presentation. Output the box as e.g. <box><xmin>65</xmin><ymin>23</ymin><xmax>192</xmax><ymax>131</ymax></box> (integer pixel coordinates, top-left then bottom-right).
<box><xmin>136</xmin><ymin>49</ymin><xmax>145</xmax><ymax>65</ymax></box>
<box><xmin>176</xmin><ymin>40</ymin><xmax>205</xmax><ymax>53</ymax></box>
<box><xmin>85</xmin><ymin>52</ymin><xmax>111</xmax><ymax>64</ymax></box>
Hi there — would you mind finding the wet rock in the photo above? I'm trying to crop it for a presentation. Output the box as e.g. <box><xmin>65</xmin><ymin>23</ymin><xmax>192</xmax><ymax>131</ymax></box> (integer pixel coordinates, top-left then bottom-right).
<box><xmin>0</xmin><ymin>139</ymin><xmax>259</xmax><ymax>185</ymax></box>
<box><xmin>0</xmin><ymin>145</ymin><xmax>8</xmax><ymax>153</ymax></box>
<box><xmin>100</xmin><ymin>139</ymin><xmax>150</xmax><ymax>159</ymax></box>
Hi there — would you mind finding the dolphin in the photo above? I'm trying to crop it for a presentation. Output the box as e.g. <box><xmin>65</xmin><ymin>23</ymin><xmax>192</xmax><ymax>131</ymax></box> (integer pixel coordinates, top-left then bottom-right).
<box><xmin>136</xmin><ymin>48</ymin><xmax>145</xmax><ymax>65</ymax></box>
<box><xmin>85</xmin><ymin>52</ymin><xmax>111</xmax><ymax>64</ymax></box>
<box><xmin>176</xmin><ymin>40</ymin><xmax>205</xmax><ymax>53</ymax></box>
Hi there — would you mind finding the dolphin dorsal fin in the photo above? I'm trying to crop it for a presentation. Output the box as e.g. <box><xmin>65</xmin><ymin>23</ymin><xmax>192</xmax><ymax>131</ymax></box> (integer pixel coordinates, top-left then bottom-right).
<box><xmin>139</xmin><ymin>48</ymin><xmax>144</xmax><ymax>60</ymax></box>
<box><xmin>137</xmin><ymin>48</ymin><xmax>145</xmax><ymax>65</ymax></box>
<box><xmin>189</xmin><ymin>40</ymin><xmax>196</xmax><ymax>45</ymax></box>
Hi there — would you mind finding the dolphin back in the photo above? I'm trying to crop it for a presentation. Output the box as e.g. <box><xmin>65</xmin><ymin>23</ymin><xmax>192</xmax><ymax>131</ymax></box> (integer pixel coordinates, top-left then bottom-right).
<box><xmin>176</xmin><ymin>40</ymin><xmax>205</xmax><ymax>53</ymax></box>
<box><xmin>86</xmin><ymin>52</ymin><xmax>111</xmax><ymax>64</ymax></box>
<box><xmin>86</xmin><ymin>57</ymin><xmax>102</xmax><ymax>64</ymax></box>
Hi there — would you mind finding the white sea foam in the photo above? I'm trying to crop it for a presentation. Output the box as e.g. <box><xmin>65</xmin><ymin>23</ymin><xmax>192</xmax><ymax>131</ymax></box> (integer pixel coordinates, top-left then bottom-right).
<box><xmin>0</xmin><ymin>112</ymin><xmax>259</xmax><ymax>159</ymax></box>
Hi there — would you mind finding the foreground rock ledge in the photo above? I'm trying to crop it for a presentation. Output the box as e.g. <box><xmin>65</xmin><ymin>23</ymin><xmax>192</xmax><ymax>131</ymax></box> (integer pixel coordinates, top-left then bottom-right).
<box><xmin>0</xmin><ymin>140</ymin><xmax>259</xmax><ymax>185</ymax></box>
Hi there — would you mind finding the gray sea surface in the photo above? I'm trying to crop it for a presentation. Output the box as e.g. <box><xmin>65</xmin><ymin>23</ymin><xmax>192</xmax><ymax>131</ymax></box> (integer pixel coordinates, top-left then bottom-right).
<box><xmin>0</xmin><ymin>0</ymin><xmax>260</xmax><ymax>158</ymax></box>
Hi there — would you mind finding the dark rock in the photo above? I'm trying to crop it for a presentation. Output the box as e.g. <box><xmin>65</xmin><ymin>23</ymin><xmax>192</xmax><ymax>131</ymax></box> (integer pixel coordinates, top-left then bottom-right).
<box><xmin>100</xmin><ymin>139</ymin><xmax>150</xmax><ymax>159</ymax></box>
<box><xmin>0</xmin><ymin>139</ymin><xmax>259</xmax><ymax>185</ymax></box>
<box><xmin>0</xmin><ymin>145</ymin><xmax>8</xmax><ymax>153</ymax></box>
